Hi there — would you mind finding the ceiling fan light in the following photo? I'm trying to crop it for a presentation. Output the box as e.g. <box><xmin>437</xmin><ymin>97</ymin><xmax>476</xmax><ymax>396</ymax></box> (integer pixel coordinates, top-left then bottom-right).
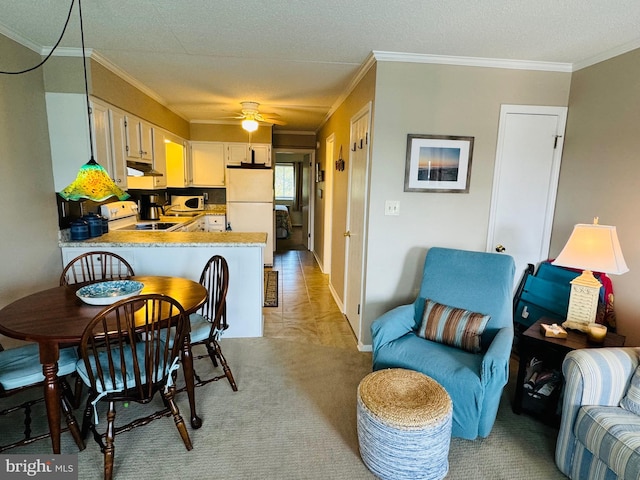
<box><xmin>242</xmin><ymin>118</ymin><xmax>259</xmax><ymax>132</ymax></box>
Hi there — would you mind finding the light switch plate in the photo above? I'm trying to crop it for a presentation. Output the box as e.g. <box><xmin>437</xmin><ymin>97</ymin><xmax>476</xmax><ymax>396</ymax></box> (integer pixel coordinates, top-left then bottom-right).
<box><xmin>385</xmin><ymin>200</ymin><xmax>400</xmax><ymax>216</ymax></box>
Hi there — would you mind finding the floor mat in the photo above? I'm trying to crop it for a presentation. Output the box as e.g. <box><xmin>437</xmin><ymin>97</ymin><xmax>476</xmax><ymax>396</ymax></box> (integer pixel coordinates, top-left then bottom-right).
<box><xmin>264</xmin><ymin>270</ymin><xmax>278</xmax><ymax>307</ymax></box>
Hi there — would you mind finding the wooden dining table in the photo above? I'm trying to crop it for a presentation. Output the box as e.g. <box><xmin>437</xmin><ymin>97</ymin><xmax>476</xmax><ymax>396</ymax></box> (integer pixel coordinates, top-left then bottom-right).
<box><xmin>0</xmin><ymin>275</ymin><xmax>207</xmax><ymax>454</ymax></box>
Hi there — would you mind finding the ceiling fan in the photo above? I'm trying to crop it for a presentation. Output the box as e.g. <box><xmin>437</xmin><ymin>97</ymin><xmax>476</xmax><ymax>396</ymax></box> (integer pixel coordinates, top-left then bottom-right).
<box><xmin>230</xmin><ymin>101</ymin><xmax>286</xmax><ymax>131</ymax></box>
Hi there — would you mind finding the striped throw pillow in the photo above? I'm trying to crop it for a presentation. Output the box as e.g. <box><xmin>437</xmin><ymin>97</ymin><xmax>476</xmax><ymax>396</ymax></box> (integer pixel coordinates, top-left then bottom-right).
<box><xmin>621</xmin><ymin>365</ymin><xmax>640</xmax><ymax>415</ymax></box>
<box><xmin>418</xmin><ymin>299</ymin><xmax>490</xmax><ymax>353</ymax></box>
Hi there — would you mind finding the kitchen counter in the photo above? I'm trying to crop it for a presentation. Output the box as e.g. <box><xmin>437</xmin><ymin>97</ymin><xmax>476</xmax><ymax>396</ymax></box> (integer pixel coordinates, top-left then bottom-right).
<box><xmin>59</xmin><ymin>221</ymin><xmax>266</xmax><ymax>338</ymax></box>
<box><xmin>163</xmin><ymin>204</ymin><xmax>226</xmax><ymax>217</ymax></box>
<box><xmin>59</xmin><ymin>230</ymin><xmax>266</xmax><ymax>248</ymax></box>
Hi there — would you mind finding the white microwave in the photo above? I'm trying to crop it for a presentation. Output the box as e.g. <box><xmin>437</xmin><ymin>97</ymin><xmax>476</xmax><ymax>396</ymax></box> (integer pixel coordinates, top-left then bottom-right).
<box><xmin>170</xmin><ymin>195</ymin><xmax>204</xmax><ymax>212</ymax></box>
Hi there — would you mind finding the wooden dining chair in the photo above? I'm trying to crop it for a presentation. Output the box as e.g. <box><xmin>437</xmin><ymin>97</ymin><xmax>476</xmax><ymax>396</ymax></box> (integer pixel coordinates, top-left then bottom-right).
<box><xmin>0</xmin><ymin>343</ymin><xmax>85</xmax><ymax>452</ymax></box>
<box><xmin>77</xmin><ymin>294</ymin><xmax>193</xmax><ymax>480</ymax></box>
<box><xmin>61</xmin><ymin>251</ymin><xmax>136</xmax><ymax>407</ymax></box>
<box><xmin>188</xmin><ymin>255</ymin><xmax>238</xmax><ymax>391</ymax></box>
<box><xmin>60</xmin><ymin>251</ymin><xmax>135</xmax><ymax>287</ymax></box>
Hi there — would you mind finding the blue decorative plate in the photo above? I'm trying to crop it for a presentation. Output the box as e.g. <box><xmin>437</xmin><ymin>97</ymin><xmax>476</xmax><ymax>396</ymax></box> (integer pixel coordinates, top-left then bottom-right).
<box><xmin>76</xmin><ymin>280</ymin><xmax>144</xmax><ymax>305</ymax></box>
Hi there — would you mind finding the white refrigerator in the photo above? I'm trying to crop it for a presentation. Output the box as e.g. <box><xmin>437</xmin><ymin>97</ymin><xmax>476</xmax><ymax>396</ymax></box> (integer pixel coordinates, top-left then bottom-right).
<box><xmin>226</xmin><ymin>167</ymin><xmax>274</xmax><ymax>266</ymax></box>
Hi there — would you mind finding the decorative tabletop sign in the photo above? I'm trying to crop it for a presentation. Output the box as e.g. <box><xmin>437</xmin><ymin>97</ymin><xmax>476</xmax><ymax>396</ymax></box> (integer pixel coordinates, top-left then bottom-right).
<box><xmin>404</xmin><ymin>134</ymin><xmax>474</xmax><ymax>193</ymax></box>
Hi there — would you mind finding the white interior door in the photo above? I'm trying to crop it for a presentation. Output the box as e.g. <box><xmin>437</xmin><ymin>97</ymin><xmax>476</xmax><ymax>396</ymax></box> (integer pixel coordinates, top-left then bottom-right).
<box><xmin>487</xmin><ymin>105</ymin><xmax>567</xmax><ymax>287</ymax></box>
<box><xmin>344</xmin><ymin>104</ymin><xmax>371</xmax><ymax>342</ymax></box>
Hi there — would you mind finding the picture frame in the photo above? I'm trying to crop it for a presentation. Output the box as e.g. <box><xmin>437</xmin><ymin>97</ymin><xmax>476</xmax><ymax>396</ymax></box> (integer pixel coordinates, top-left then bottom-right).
<box><xmin>404</xmin><ymin>134</ymin><xmax>474</xmax><ymax>193</ymax></box>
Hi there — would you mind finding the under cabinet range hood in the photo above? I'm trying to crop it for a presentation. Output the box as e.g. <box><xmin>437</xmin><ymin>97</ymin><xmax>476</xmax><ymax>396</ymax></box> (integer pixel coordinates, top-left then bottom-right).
<box><xmin>126</xmin><ymin>161</ymin><xmax>163</xmax><ymax>177</ymax></box>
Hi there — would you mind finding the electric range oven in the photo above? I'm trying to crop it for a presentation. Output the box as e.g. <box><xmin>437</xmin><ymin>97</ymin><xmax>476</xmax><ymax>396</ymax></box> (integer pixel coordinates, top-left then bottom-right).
<box><xmin>100</xmin><ymin>201</ymin><xmax>182</xmax><ymax>232</ymax></box>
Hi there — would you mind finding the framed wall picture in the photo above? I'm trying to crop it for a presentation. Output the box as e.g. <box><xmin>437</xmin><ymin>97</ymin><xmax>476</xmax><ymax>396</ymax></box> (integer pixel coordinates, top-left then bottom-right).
<box><xmin>404</xmin><ymin>134</ymin><xmax>474</xmax><ymax>193</ymax></box>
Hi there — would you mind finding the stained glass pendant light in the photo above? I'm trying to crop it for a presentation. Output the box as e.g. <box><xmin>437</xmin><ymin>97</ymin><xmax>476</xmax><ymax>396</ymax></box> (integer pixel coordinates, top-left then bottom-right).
<box><xmin>58</xmin><ymin>0</ymin><xmax>129</xmax><ymax>202</ymax></box>
<box><xmin>59</xmin><ymin>158</ymin><xmax>128</xmax><ymax>201</ymax></box>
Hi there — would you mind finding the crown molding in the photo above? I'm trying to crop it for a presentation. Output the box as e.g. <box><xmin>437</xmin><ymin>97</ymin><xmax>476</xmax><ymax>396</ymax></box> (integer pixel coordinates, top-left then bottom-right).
<box><xmin>87</xmin><ymin>50</ymin><xmax>168</xmax><ymax>105</ymax></box>
<box><xmin>41</xmin><ymin>46</ymin><xmax>86</xmax><ymax>57</ymax></box>
<box><xmin>317</xmin><ymin>52</ymin><xmax>376</xmax><ymax>132</ymax></box>
<box><xmin>0</xmin><ymin>24</ymin><xmax>43</xmax><ymax>54</ymax></box>
<box><xmin>190</xmin><ymin>119</ymin><xmax>273</xmax><ymax>127</ymax></box>
<box><xmin>572</xmin><ymin>38</ymin><xmax>640</xmax><ymax>71</ymax></box>
<box><xmin>273</xmin><ymin>130</ymin><xmax>316</xmax><ymax>136</ymax></box>
<box><xmin>372</xmin><ymin>50</ymin><xmax>573</xmax><ymax>72</ymax></box>
<box><xmin>40</xmin><ymin>47</ymin><xmax>164</xmax><ymax>104</ymax></box>
<box><xmin>39</xmin><ymin>46</ymin><xmax>189</xmax><ymax>121</ymax></box>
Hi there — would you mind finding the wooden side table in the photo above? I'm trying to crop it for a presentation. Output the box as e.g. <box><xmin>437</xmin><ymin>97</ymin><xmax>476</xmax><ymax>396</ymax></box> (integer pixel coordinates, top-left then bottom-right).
<box><xmin>512</xmin><ymin>318</ymin><xmax>625</xmax><ymax>426</ymax></box>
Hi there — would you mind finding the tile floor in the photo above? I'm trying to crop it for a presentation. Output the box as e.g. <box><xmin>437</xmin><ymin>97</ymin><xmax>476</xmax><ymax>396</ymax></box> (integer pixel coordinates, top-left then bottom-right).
<box><xmin>263</xmin><ymin>250</ymin><xmax>358</xmax><ymax>350</ymax></box>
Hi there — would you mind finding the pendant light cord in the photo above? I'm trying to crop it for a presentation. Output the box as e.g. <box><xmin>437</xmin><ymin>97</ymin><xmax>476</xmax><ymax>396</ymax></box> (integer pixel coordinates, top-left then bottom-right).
<box><xmin>0</xmin><ymin>0</ymin><xmax>76</xmax><ymax>75</ymax></box>
<box><xmin>77</xmin><ymin>0</ymin><xmax>95</xmax><ymax>161</ymax></box>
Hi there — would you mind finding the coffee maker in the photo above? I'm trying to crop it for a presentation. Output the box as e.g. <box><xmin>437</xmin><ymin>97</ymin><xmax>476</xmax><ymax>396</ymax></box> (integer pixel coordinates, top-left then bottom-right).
<box><xmin>140</xmin><ymin>194</ymin><xmax>165</xmax><ymax>220</ymax></box>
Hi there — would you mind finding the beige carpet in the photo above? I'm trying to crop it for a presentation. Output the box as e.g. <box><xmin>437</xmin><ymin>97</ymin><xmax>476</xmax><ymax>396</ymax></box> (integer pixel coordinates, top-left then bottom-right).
<box><xmin>0</xmin><ymin>339</ymin><xmax>566</xmax><ymax>479</ymax></box>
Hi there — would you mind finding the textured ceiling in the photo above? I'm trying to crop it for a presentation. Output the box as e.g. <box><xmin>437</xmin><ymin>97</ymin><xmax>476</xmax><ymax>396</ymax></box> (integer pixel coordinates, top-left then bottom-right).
<box><xmin>2</xmin><ymin>0</ymin><xmax>640</xmax><ymax>132</ymax></box>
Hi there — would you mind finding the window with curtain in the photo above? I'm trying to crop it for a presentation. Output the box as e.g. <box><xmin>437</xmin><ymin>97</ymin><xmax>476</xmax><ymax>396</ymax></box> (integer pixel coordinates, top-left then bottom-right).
<box><xmin>275</xmin><ymin>163</ymin><xmax>295</xmax><ymax>201</ymax></box>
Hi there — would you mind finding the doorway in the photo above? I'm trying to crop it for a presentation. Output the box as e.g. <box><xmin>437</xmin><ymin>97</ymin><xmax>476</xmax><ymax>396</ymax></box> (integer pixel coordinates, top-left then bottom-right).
<box><xmin>273</xmin><ymin>149</ymin><xmax>315</xmax><ymax>252</ymax></box>
<box><xmin>487</xmin><ymin>104</ymin><xmax>568</xmax><ymax>287</ymax></box>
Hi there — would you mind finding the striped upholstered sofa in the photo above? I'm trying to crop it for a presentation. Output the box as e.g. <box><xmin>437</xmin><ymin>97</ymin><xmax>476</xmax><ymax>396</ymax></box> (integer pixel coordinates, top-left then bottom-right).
<box><xmin>555</xmin><ymin>347</ymin><xmax>640</xmax><ymax>479</ymax></box>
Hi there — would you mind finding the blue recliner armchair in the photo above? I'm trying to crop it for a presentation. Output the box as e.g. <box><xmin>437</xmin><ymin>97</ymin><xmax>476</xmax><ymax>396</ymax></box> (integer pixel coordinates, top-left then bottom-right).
<box><xmin>371</xmin><ymin>247</ymin><xmax>515</xmax><ymax>440</ymax></box>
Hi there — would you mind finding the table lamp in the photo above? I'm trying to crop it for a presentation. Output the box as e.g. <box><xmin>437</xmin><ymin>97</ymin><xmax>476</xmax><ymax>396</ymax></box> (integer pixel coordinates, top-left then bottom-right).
<box><xmin>552</xmin><ymin>218</ymin><xmax>628</xmax><ymax>332</ymax></box>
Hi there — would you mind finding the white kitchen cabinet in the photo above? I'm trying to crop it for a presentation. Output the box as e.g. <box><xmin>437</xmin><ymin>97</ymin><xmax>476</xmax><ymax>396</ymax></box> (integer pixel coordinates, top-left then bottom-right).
<box><xmin>227</xmin><ymin>143</ymin><xmax>249</xmax><ymax>165</ymax></box>
<box><xmin>165</xmin><ymin>138</ymin><xmax>189</xmax><ymax>187</ymax></box>
<box><xmin>46</xmin><ymin>93</ymin><xmax>115</xmax><ymax>191</ymax></box>
<box><xmin>127</xmin><ymin>128</ymin><xmax>168</xmax><ymax>190</ymax></box>
<box><xmin>205</xmin><ymin>215</ymin><xmax>226</xmax><ymax>232</ymax></box>
<box><xmin>91</xmin><ymin>100</ymin><xmax>113</xmax><ymax>174</ymax></box>
<box><xmin>125</xmin><ymin>115</ymin><xmax>153</xmax><ymax>163</ymax></box>
<box><xmin>190</xmin><ymin>142</ymin><xmax>226</xmax><ymax>187</ymax></box>
<box><xmin>109</xmin><ymin>109</ymin><xmax>129</xmax><ymax>189</ymax></box>
<box><xmin>250</xmin><ymin>144</ymin><xmax>272</xmax><ymax>166</ymax></box>
<box><xmin>226</xmin><ymin>142</ymin><xmax>272</xmax><ymax>166</ymax></box>
<box><xmin>178</xmin><ymin>218</ymin><xmax>205</xmax><ymax>232</ymax></box>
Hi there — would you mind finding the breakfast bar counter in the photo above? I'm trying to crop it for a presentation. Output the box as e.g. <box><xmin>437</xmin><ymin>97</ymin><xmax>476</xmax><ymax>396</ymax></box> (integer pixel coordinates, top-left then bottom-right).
<box><xmin>59</xmin><ymin>231</ymin><xmax>267</xmax><ymax>338</ymax></box>
<box><xmin>59</xmin><ymin>230</ymin><xmax>267</xmax><ymax>248</ymax></box>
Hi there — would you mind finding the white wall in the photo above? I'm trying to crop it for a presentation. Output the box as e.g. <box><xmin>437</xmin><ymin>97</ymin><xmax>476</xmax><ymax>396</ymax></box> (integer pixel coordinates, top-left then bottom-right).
<box><xmin>360</xmin><ymin>61</ymin><xmax>572</xmax><ymax>345</ymax></box>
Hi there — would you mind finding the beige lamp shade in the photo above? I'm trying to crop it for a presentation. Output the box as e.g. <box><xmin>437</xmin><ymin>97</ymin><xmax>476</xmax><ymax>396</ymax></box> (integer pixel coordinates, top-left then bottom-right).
<box><xmin>552</xmin><ymin>223</ymin><xmax>628</xmax><ymax>275</ymax></box>
<box><xmin>59</xmin><ymin>159</ymin><xmax>130</xmax><ymax>202</ymax></box>
<box><xmin>552</xmin><ymin>220</ymin><xmax>628</xmax><ymax>332</ymax></box>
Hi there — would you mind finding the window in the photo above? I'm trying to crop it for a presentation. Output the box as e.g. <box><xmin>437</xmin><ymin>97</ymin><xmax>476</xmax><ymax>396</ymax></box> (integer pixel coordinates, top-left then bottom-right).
<box><xmin>275</xmin><ymin>163</ymin><xmax>295</xmax><ymax>200</ymax></box>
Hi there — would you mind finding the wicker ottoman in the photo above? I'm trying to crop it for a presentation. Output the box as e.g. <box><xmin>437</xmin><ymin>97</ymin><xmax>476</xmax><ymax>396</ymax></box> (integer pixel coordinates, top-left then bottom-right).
<box><xmin>357</xmin><ymin>368</ymin><xmax>452</xmax><ymax>480</ymax></box>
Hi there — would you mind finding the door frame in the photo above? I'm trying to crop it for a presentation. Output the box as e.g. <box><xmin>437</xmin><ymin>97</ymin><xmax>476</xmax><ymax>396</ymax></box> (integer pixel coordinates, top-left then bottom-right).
<box><xmin>343</xmin><ymin>102</ymin><xmax>372</xmax><ymax>344</ymax></box>
<box><xmin>486</xmin><ymin>104</ymin><xmax>567</xmax><ymax>266</ymax></box>
<box><xmin>273</xmin><ymin>147</ymin><xmax>315</xmax><ymax>252</ymax></box>
<box><xmin>323</xmin><ymin>134</ymin><xmax>335</xmax><ymax>276</ymax></box>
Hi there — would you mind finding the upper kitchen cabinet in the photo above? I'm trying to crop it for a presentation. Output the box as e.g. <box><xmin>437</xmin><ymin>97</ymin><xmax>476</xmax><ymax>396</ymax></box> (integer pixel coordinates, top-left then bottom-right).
<box><xmin>250</xmin><ymin>144</ymin><xmax>272</xmax><ymax>166</ymax></box>
<box><xmin>127</xmin><ymin>128</ymin><xmax>169</xmax><ymax>190</ymax></box>
<box><xmin>190</xmin><ymin>142</ymin><xmax>226</xmax><ymax>187</ymax></box>
<box><xmin>165</xmin><ymin>136</ymin><xmax>190</xmax><ymax>188</ymax></box>
<box><xmin>46</xmin><ymin>93</ymin><xmax>114</xmax><ymax>192</ymax></box>
<box><xmin>109</xmin><ymin>109</ymin><xmax>129</xmax><ymax>189</ymax></box>
<box><xmin>226</xmin><ymin>142</ymin><xmax>272</xmax><ymax>167</ymax></box>
<box><xmin>227</xmin><ymin>143</ymin><xmax>249</xmax><ymax>165</ymax></box>
<box><xmin>124</xmin><ymin>115</ymin><xmax>154</xmax><ymax>163</ymax></box>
